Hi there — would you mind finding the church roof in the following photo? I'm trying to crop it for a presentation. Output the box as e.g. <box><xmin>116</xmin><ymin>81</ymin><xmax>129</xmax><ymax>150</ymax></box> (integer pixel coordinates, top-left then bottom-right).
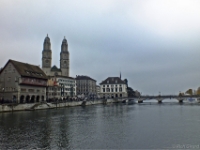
<box><xmin>2</xmin><ymin>59</ymin><xmax>48</xmax><ymax>80</ymax></box>
<box><xmin>51</xmin><ymin>65</ymin><xmax>61</xmax><ymax>72</ymax></box>
<box><xmin>100</xmin><ymin>77</ymin><xmax>126</xmax><ymax>85</ymax></box>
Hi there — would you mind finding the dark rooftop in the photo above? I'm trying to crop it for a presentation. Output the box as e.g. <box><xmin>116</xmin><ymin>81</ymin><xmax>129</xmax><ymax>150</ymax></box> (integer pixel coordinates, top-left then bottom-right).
<box><xmin>100</xmin><ymin>77</ymin><xmax>126</xmax><ymax>85</ymax></box>
<box><xmin>75</xmin><ymin>75</ymin><xmax>96</xmax><ymax>82</ymax></box>
<box><xmin>51</xmin><ymin>65</ymin><xmax>61</xmax><ymax>72</ymax></box>
<box><xmin>3</xmin><ymin>59</ymin><xmax>48</xmax><ymax>80</ymax></box>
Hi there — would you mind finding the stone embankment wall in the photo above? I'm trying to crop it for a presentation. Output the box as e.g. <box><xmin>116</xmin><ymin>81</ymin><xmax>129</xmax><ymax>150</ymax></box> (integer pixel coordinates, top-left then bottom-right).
<box><xmin>0</xmin><ymin>99</ymin><xmax>122</xmax><ymax>112</ymax></box>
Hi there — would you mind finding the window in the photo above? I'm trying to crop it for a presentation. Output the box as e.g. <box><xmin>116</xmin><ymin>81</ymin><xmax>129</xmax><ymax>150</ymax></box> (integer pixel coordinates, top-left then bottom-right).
<box><xmin>106</xmin><ymin>88</ymin><xmax>110</xmax><ymax>92</ymax></box>
<box><xmin>107</xmin><ymin>85</ymin><xmax>109</xmax><ymax>87</ymax></box>
<box><xmin>28</xmin><ymin>89</ymin><xmax>34</xmax><ymax>92</ymax></box>
<box><xmin>103</xmin><ymin>88</ymin><xmax>105</xmax><ymax>92</ymax></box>
<box><xmin>119</xmin><ymin>87</ymin><xmax>122</xmax><ymax>92</ymax></box>
<box><xmin>21</xmin><ymin>88</ymin><xmax>26</xmax><ymax>92</ymax></box>
<box><xmin>115</xmin><ymin>88</ymin><xmax>118</xmax><ymax>92</ymax></box>
<box><xmin>111</xmin><ymin>88</ymin><xmax>114</xmax><ymax>92</ymax></box>
<box><xmin>7</xmin><ymin>77</ymin><xmax>11</xmax><ymax>82</ymax></box>
<box><xmin>115</xmin><ymin>80</ymin><xmax>118</xmax><ymax>83</ymax></box>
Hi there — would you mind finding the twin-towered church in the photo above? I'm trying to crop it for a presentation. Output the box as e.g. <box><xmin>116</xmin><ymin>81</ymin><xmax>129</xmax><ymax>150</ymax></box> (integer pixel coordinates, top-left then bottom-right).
<box><xmin>42</xmin><ymin>35</ymin><xmax>70</xmax><ymax>77</ymax></box>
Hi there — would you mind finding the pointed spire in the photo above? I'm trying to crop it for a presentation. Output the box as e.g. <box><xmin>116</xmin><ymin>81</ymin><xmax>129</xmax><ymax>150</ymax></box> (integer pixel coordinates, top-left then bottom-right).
<box><xmin>44</xmin><ymin>34</ymin><xmax>51</xmax><ymax>50</ymax></box>
<box><xmin>62</xmin><ymin>36</ymin><xmax>67</xmax><ymax>44</ymax></box>
<box><xmin>61</xmin><ymin>36</ymin><xmax>68</xmax><ymax>52</ymax></box>
<box><xmin>47</xmin><ymin>34</ymin><xmax>48</xmax><ymax>37</ymax></box>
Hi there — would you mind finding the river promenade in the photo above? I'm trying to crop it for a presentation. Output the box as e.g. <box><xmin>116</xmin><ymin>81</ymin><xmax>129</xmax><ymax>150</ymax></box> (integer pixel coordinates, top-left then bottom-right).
<box><xmin>0</xmin><ymin>99</ymin><xmax>122</xmax><ymax>112</ymax></box>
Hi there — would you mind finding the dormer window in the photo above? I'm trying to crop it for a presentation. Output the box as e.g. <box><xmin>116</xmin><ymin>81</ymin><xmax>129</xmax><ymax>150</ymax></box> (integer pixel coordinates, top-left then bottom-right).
<box><xmin>115</xmin><ymin>80</ymin><xmax>117</xmax><ymax>83</ymax></box>
<box><xmin>107</xmin><ymin>80</ymin><xmax>109</xmax><ymax>83</ymax></box>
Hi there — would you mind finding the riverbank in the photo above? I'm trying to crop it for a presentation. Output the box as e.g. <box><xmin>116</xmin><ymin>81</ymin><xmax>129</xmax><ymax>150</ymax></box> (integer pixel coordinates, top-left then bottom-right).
<box><xmin>0</xmin><ymin>99</ymin><xmax>122</xmax><ymax>112</ymax></box>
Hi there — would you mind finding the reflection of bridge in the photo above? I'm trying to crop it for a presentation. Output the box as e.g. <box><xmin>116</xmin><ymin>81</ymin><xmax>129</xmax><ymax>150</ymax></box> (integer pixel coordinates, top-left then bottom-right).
<box><xmin>124</xmin><ymin>95</ymin><xmax>200</xmax><ymax>103</ymax></box>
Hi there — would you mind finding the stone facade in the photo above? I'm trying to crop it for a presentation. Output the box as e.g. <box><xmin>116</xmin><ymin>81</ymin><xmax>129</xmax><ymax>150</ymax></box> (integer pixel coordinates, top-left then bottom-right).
<box><xmin>47</xmin><ymin>75</ymin><xmax>76</xmax><ymax>100</ymax></box>
<box><xmin>76</xmin><ymin>75</ymin><xmax>97</xmax><ymax>97</ymax></box>
<box><xmin>96</xmin><ymin>85</ymin><xmax>100</xmax><ymax>97</ymax></box>
<box><xmin>99</xmin><ymin>77</ymin><xmax>127</xmax><ymax>98</ymax></box>
<box><xmin>0</xmin><ymin>60</ymin><xmax>48</xmax><ymax>103</ymax></box>
<box><xmin>42</xmin><ymin>35</ymin><xmax>70</xmax><ymax>77</ymax></box>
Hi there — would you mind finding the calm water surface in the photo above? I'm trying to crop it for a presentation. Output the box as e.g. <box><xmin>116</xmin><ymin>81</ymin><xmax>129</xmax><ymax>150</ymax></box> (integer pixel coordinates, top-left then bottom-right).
<box><xmin>0</xmin><ymin>99</ymin><xmax>200</xmax><ymax>149</ymax></box>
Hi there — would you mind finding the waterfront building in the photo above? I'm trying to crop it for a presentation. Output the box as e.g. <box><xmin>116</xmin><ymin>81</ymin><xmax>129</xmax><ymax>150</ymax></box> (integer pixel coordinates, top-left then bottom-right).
<box><xmin>96</xmin><ymin>85</ymin><xmax>100</xmax><ymax>98</ymax></box>
<box><xmin>99</xmin><ymin>77</ymin><xmax>127</xmax><ymax>98</ymax></box>
<box><xmin>76</xmin><ymin>75</ymin><xmax>97</xmax><ymax>98</ymax></box>
<box><xmin>47</xmin><ymin>75</ymin><xmax>76</xmax><ymax>100</ymax></box>
<box><xmin>0</xmin><ymin>59</ymin><xmax>48</xmax><ymax>103</ymax></box>
<box><xmin>42</xmin><ymin>35</ymin><xmax>70</xmax><ymax>77</ymax></box>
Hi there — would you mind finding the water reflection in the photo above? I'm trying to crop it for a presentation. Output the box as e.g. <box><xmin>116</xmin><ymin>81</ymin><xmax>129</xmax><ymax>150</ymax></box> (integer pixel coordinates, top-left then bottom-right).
<box><xmin>0</xmin><ymin>101</ymin><xmax>200</xmax><ymax>149</ymax></box>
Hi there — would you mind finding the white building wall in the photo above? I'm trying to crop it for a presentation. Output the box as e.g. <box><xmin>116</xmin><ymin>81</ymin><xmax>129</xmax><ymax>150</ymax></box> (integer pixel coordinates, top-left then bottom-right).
<box><xmin>99</xmin><ymin>83</ymin><xmax>127</xmax><ymax>98</ymax></box>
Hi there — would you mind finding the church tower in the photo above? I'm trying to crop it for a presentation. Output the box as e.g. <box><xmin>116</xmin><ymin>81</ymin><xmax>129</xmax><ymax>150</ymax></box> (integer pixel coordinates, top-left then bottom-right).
<box><xmin>42</xmin><ymin>34</ymin><xmax>52</xmax><ymax>75</ymax></box>
<box><xmin>60</xmin><ymin>37</ymin><xmax>69</xmax><ymax>76</ymax></box>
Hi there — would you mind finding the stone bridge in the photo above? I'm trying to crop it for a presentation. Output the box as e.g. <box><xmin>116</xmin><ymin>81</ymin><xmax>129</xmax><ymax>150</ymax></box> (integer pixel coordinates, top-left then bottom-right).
<box><xmin>119</xmin><ymin>95</ymin><xmax>200</xmax><ymax>103</ymax></box>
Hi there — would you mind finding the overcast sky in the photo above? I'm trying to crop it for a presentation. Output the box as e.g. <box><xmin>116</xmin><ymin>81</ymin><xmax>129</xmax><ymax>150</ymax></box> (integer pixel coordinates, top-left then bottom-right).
<box><xmin>1</xmin><ymin>0</ymin><xmax>200</xmax><ymax>95</ymax></box>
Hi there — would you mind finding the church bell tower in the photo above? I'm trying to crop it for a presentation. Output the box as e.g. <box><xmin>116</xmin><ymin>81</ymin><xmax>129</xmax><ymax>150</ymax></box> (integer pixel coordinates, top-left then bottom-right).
<box><xmin>60</xmin><ymin>37</ymin><xmax>69</xmax><ymax>76</ymax></box>
<box><xmin>42</xmin><ymin>34</ymin><xmax>52</xmax><ymax>75</ymax></box>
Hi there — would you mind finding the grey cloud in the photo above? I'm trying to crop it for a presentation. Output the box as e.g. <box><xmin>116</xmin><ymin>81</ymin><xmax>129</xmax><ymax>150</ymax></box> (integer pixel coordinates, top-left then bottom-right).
<box><xmin>1</xmin><ymin>0</ymin><xmax>200</xmax><ymax>94</ymax></box>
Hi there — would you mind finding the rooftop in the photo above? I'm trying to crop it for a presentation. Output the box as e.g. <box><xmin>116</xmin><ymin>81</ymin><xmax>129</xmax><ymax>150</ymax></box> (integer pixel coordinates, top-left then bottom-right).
<box><xmin>75</xmin><ymin>75</ymin><xmax>96</xmax><ymax>82</ymax></box>
<box><xmin>100</xmin><ymin>77</ymin><xmax>126</xmax><ymax>85</ymax></box>
<box><xmin>3</xmin><ymin>59</ymin><xmax>48</xmax><ymax>80</ymax></box>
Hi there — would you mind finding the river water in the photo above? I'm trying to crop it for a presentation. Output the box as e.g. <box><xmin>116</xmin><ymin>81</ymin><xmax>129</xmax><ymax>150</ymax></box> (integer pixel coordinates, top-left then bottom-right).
<box><xmin>0</xmin><ymin>99</ymin><xmax>200</xmax><ymax>149</ymax></box>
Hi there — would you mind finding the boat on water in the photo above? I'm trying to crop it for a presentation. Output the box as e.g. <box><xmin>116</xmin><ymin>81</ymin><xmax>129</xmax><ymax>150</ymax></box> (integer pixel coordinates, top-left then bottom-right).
<box><xmin>128</xmin><ymin>99</ymin><xmax>135</xmax><ymax>105</ymax></box>
<box><xmin>187</xmin><ymin>98</ymin><xmax>197</xmax><ymax>103</ymax></box>
<box><xmin>122</xmin><ymin>99</ymin><xmax>135</xmax><ymax>105</ymax></box>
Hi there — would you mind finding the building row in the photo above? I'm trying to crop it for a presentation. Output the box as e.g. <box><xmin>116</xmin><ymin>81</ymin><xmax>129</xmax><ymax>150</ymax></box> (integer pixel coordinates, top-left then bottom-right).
<box><xmin>0</xmin><ymin>36</ymin><xmax>128</xmax><ymax>103</ymax></box>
